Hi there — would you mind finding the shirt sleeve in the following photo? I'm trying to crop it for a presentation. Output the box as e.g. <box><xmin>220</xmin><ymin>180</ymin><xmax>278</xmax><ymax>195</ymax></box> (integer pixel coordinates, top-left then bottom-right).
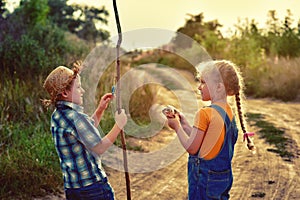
<box><xmin>193</xmin><ymin>108</ymin><xmax>210</xmax><ymax>132</ymax></box>
<box><xmin>73</xmin><ymin>112</ymin><xmax>103</xmax><ymax>149</ymax></box>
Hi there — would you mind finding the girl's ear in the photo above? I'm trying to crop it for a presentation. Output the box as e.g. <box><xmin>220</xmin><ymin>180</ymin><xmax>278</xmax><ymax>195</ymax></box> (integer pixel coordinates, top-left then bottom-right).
<box><xmin>216</xmin><ymin>82</ymin><xmax>226</xmax><ymax>92</ymax></box>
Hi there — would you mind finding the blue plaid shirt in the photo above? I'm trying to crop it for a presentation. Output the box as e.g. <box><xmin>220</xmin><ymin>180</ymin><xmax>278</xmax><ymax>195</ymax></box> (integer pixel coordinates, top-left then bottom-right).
<box><xmin>51</xmin><ymin>101</ymin><xmax>106</xmax><ymax>189</ymax></box>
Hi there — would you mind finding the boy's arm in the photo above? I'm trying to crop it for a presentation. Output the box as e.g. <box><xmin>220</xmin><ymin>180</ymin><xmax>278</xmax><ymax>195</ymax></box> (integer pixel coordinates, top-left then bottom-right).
<box><xmin>75</xmin><ymin>109</ymin><xmax>127</xmax><ymax>155</ymax></box>
<box><xmin>92</xmin><ymin>107</ymin><xmax>104</xmax><ymax>127</ymax></box>
<box><xmin>91</xmin><ymin>124</ymin><xmax>122</xmax><ymax>155</ymax></box>
<box><xmin>92</xmin><ymin>93</ymin><xmax>113</xmax><ymax>127</ymax></box>
<box><xmin>91</xmin><ymin>109</ymin><xmax>127</xmax><ymax>155</ymax></box>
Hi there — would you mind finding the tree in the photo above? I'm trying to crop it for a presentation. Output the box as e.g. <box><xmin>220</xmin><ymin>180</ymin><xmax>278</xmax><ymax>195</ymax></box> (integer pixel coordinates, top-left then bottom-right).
<box><xmin>19</xmin><ymin>0</ymin><xmax>49</xmax><ymax>26</ymax></box>
<box><xmin>172</xmin><ymin>13</ymin><xmax>223</xmax><ymax>50</ymax></box>
<box><xmin>0</xmin><ymin>0</ymin><xmax>89</xmax><ymax>78</ymax></box>
<box><xmin>75</xmin><ymin>5</ymin><xmax>109</xmax><ymax>44</ymax></box>
<box><xmin>0</xmin><ymin>0</ymin><xmax>7</xmax><ymax>19</ymax></box>
<box><xmin>278</xmin><ymin>10</ymin><xmax>300</xmax><ymax>57</ymax></box>
<box><xmin>264</xmin><ymin>9</ymin><xmax>300</xmax><ymax>58</ymax></box>
<box><xmin>47</xmin><ymin>0</ymin><xmax>109</xmax><ymax>43</ymax></box>
<box><xmin>0</xmin><ymin>0</ymin><xmax>8</xmax><ymax>41</ymax></box>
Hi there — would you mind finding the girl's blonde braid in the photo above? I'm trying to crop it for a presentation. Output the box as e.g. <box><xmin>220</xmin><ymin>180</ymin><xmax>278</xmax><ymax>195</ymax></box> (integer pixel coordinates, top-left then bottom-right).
<box><xmin>235</xmin><ymin>92</ymin><xmax>247</xmax><ymax>133</ymax></box>
<box><xmin>235</xmin><ymin>85</ymin><xmax>255</xmax><ymax>151</ymax></box>
<box><xmin>217</xmin><ymin>60</ymin><xmax>255</xmax><ymax>151</ymax></box>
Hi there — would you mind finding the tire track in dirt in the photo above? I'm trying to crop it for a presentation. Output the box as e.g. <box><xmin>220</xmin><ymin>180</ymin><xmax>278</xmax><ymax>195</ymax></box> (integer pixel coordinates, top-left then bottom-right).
<box><xmin>36</xmin><ymin>70</ymin><xmax>300</xmax><ymax>200</ymax></box>
<box><xmin>109</xmin><ymin>98</ymin><xmax>300</xmax><ymax>200</ymax></box>
<box><xmin>235</xmin><ymin>98</ymin><xmax>300</xmax><ymax>200</ymax></box>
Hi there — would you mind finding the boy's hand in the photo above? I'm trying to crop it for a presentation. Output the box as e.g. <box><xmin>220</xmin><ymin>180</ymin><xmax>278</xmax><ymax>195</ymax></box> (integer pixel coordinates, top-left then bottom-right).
<box><xmin>115</xmin><ymin>109</ymin><xmax>127</xmax><ymax>129</ymax></box>
<box><xmin>99</xmin><ymin>93</ymin><xmax>114</xmax><ymax>111</ymax></box>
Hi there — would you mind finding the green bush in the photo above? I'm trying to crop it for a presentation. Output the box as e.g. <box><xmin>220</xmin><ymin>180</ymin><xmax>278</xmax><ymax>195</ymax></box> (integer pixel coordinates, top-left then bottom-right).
<box><xmin>0</xmin><ymin>122</ymin><xmax>62</xmax><ymax>199</ymax></box>
<box><xmin>0</xmin><ymin>75</ymin><xmax>61</xmax><ymax>199</ymax></box>
<box><xmin>0</xmin><ymin>25</ymin><xmax>89</xmax><ymax>79</ymax></box>
<box><xmin>0</xmin><ymin>34</ymin><xmax>48</xmax><ymax>77</ymax></box>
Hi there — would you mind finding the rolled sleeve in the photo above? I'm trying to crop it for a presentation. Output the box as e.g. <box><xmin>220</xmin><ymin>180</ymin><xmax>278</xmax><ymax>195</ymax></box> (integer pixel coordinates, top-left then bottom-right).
<box><xmin>194</xmin><ymin>109</ymin><xmax>210</xmax><ymax>132</ymax></box>
<box><xmin>74</xmin><ymin>113</ymin><xmax>102</xmax><ymax>149</ymax></box>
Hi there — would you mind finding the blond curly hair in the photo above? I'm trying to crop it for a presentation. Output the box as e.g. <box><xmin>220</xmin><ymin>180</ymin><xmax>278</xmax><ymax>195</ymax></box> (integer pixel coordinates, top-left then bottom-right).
<box><xmin>197</xmin><ymin>60</ymin><xmax>248</xmax><ymax>134</ymax></box>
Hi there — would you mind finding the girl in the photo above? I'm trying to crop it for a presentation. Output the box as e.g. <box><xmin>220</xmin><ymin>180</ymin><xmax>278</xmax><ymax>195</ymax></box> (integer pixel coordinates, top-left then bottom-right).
<box><xmin>43</xmin><ymin>65</ymin><xmax>127</xmax><ymax>200</ymax></box>
<box><xmin>166</xmin><ymin>60</ymin><xmax>254</xmax><ymax>200</ymax></box>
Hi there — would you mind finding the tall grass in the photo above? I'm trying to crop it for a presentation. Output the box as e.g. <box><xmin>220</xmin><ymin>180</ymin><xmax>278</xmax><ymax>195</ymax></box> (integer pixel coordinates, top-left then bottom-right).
<box><xmin>245</xmin><ymin>57</ymin><xmax>300</xmax><ymax>101</ymax></box>
<box><xmin>0</xmin><ymin>123</ymin><xmax>62</xmax><ymax>199</ymax></box>
<box><xmin>1</xmin><ymin>51</ymin><xmax>299</xmax><ymax>199</ymax></box>
<box><xmin>0</xmin><ymin>75</ymin><xmax>63</xmax><ymax>199</ymax></box>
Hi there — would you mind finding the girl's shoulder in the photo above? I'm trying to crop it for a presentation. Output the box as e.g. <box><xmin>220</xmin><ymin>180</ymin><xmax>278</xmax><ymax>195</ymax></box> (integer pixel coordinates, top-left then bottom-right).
<box><xmin>196</xmin><ymin>106</ymin><xmax>213</xmax><ymax>120</ymax></box>
<box><xmin>199</xmin><ymin>105</ymin><xmax>214</xmax><ymax>114</ymax></box>
<box><xmin>205</xmin><ymin>103</ymin><xmax>234</xmax><ymax>120</ymax></box>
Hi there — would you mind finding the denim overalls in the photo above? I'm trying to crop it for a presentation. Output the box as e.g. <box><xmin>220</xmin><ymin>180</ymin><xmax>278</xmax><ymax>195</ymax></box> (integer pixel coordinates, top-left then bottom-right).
<box><xmin>188</xmin><ymin>104</ymin><xmax>238</xmax><ymax>200</ymax></box>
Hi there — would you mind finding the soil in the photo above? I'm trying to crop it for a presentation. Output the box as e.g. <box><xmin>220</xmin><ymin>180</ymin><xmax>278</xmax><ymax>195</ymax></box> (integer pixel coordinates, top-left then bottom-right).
<box><xmin>35</xmin><ymin>71</ymin><xmax>300</xmax><ymax>200</ymax></box>
<box><xmin>106</xmin><ymin>100</ymin><xmax>300</xmax><ymax>200</ymax></box>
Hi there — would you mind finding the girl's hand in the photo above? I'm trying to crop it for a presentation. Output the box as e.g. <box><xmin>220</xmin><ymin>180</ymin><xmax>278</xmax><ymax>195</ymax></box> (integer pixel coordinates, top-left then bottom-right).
<box><xmin>178</xmin><ymin>112</ymin><xmax>189</xmax><ymax>126</ymax></box>
<box><xmin>167</xmin><ymin>114</ymin><xmax>181</xmax><ymax>131</ymax></box>
<box><xmin>99</xmin><ymin>93</ymin><xmax>113</xmax><ymax>111</ymax></box>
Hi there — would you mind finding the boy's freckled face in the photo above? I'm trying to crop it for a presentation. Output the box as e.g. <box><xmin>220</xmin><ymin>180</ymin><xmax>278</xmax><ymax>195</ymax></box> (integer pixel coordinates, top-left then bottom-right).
<box><xmin>66</xmin><ymin>76</ymin><xmax>85</xmax><ymax>105</ymax></box>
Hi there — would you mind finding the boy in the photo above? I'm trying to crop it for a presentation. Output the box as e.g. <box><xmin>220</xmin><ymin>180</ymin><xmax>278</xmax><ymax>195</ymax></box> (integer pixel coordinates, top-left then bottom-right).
<box><xmin>43</xmin><ymin>65</ymin><xmax>127</xmax><ymax>199</ymax></box>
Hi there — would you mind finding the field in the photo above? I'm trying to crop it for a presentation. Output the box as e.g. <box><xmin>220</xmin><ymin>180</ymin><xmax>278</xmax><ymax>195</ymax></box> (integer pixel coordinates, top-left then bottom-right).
<box><xmin>35</xmin><ymin>71</ymin><xmax>300</xmax><ymax>200</ymax></box>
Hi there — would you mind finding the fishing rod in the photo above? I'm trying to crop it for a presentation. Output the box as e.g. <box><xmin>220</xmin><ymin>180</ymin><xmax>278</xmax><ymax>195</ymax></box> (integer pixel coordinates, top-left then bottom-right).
<box><xmin>112</xmin><ymin>0</ymin><xmax>131</xmax><ymax>199</ymax></box>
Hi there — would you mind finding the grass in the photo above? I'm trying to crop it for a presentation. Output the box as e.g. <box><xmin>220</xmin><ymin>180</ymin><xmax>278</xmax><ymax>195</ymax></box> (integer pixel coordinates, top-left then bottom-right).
<box><xmin>99</xmin><ymin>109</ymin><xmax>145</xmax><ymax>151</ymax></box>
<box><xmin>1</xmin><ymin>53</ymin><xmax>299</xmax><ymax>199</ymax></box>
<box><xmin>0</xmin><ymin>122</ymin><xmax>62</xmax><ymax>199</ymax></box>
<box><xmin>245</xmin><ymin>57</ymin><xmax>300</xmax><ymax>101</ymax></box>
<box><xmin>246</xmin><ymin>113</ymin><xmax>295</xmax><ymax>161</ymax></box>
<box><xmin>0</xmin><ymin>76</ymin><xmax>62</xmax><ymax>199</ymax></box>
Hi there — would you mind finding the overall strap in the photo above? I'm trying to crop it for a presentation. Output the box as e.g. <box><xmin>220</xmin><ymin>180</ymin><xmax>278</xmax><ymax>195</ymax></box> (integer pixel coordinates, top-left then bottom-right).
<box><xmin>210</xmin><ymin>104</ymin><xmax>231</xmax><ymax>127</ymax></box>
<box><xmin>210</xmin><ymin>104</ymin><xmax>238</xmax><ymax>162</ymax></box>
<box><xmin>197</xmin><ymin>104</ymin><xmax>232</xmax><ymax>158</ymax></box>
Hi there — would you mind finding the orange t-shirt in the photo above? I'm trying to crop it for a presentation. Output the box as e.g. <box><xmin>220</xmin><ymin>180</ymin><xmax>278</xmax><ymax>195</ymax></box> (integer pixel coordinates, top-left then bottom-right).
<box><xmin>193</xmin><ymin>103</ymin><xmax>234</xmax><ymax>160</ymax></box>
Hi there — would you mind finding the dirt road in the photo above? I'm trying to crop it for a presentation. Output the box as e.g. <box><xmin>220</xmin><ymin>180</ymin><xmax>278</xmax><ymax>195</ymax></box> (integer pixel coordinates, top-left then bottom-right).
<box><xmin>37</xmin><ymin>69</ymin><xmax>300</xmax><ymax>200</ymax></box>
<box><xmin>105</xmin><ymin>98</ymin><xmax>300</xmax><ymax>200</ymax></box>
<box><xmin>108</xmin><ymin>68</ymin><xmax>300</xmax><ymax>200</ymax></box>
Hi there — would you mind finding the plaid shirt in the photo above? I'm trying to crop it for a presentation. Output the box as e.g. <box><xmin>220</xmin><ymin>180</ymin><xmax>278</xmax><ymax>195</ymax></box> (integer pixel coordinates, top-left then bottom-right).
<box><xmin>51</xmin><ymin>101</ymin><xmax>106</xmax><ymax>189</ymax></box>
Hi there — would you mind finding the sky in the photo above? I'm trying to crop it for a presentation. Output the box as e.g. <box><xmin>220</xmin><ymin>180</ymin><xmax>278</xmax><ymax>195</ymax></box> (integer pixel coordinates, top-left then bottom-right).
<box><xmin>70</xmin><ymin>0</ymin><xmax>300</xmax><ymax>33</ymax></box>
<box><xmin>8</xmin><ymin>0</ymin><xmax>300</xmax><ymax>49</ymax></box>
<box><xmin>68</xmin><ymin>0</ymin><xmax>300</xmax><ymax>49</ymax></box>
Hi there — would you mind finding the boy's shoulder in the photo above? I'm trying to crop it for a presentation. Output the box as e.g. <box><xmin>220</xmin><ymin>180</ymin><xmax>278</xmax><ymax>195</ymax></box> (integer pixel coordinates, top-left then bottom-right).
<box><xmin>55</xmin><ymin>101</ymin><xmax>83</xmax><ymax>112</ymax></box>
<box><xmin>51</xmin><ymin>101</ymin><xmax>80</xmax><ymax>121</ymax></box>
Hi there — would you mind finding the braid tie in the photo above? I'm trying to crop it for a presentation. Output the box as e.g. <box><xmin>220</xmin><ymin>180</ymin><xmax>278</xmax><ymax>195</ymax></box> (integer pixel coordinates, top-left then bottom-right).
<box><xmin>235</xmin><ymin>93</ymin><xmax>256</xmax><ymax>151</ymax></box>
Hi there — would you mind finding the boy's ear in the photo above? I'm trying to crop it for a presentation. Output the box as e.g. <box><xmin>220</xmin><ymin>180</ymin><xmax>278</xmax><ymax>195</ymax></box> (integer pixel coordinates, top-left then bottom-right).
<box><xmin>61</xmin><ymin>89</ymin><xmax>70</xmax><ymax>98</ymax></box>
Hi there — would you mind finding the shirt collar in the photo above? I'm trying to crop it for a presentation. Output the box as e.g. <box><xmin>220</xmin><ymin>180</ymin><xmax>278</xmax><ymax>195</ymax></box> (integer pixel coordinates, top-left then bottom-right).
<box><xmin>56</xmin><ymin>101</ymin><xmax>84</xmax><ymax>112</ymax></box>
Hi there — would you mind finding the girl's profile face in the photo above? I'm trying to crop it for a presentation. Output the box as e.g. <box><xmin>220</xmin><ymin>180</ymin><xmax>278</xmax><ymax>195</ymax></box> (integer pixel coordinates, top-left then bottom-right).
<box><xmin>66</xmin><ymin>76</ymin><xmax>85</xmax><ymax>105</ymax></box>
<box><xmin>198</xmin><ymin>77</ymin><xmax>211</xmax><ymax>101</ymax></box>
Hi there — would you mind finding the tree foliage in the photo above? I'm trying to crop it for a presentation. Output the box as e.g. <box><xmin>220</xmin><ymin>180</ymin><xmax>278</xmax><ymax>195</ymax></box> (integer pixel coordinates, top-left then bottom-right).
<box><xmin>176</xmin><ymin>10</ymin><xmax>300</xmax><ymax>59</ymax></box>
<box><xmin>175</xmin><ymin>11</ymin><xmax>300</xmax><ymax>100</ymax></box>
<box><xmin>0</xmin><ymin>0</ymin><xmax>7</xmax><ymax>18</ymax></box>
<box><xmin>48</xmin><ymin>0</ymin><xmax>109</xmax><ymax>42</ymax></box>
<box><xmin>0</xmin><ymin>0</ymin><xmax>110</xmax><ymax>78</ymax></box>
<box><xmin>19</xmin><ymin>0</ymin><xmax>49</xmax><ymax>26</ymax></box>
<box><xmin>173</xmin><ymin>13</ymin><xmax>224</xmax><ymax>50</ymax></box>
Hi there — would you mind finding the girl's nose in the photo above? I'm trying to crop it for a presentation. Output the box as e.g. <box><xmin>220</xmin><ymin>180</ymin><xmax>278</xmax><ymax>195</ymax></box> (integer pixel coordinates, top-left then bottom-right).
<box><xmin>198</xmin><ymin>84</ymin><xmax>202</xmax><ymax>91</ymax></box>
